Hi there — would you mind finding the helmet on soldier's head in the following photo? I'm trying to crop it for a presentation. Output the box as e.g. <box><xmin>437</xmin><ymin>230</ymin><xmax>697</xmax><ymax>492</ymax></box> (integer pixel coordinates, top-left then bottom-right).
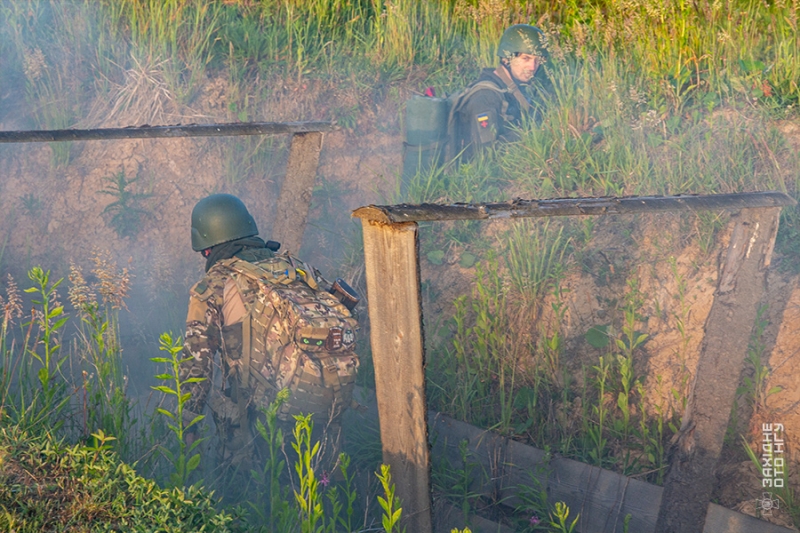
<box><xmin>191</xmin><ymin>194</ymin><xmax>258</xmax><ymax>251</ymax></box>
<box><xmin>497</xmin><ymin>24</ymin><xmax>548</xmax><ymax>60</ymax></box>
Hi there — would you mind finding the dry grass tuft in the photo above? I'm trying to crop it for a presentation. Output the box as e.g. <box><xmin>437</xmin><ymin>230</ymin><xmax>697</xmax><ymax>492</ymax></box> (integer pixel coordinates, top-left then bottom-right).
<box><xmin>91</xmin><ymin>251</ymin><xmax>131</xmax><ymax>311</ymax></box>
<box><xmin>1</xmin><ymin>275</ymin><xmax>23</xmax><ymax>326</ymax></box>
<box><xmin>67</xmin><ymin>263</ymin><xmax>97</xmax><ymax>310</ymax></box>
<box><xmin>88</xmin><ymin>55</ymin><xmax>175</xmax><ymax>127</ymax></box>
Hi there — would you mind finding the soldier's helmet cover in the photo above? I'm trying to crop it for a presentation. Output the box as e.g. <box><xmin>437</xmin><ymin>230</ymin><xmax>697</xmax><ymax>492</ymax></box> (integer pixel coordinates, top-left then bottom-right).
<box><xmin>191</xmin><ymin>193</ymin><xmax>258</xmax><ymax>251</ymax></box>
<box><xmin>497</xmin><ymin>24</ymin><xmax>548</xmax><ymax>60</ymax></box>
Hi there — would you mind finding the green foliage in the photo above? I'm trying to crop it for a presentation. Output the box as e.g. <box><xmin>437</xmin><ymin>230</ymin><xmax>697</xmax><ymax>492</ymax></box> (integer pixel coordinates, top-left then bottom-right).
<box><xmin>23</xmin><ymin>267</ymin><xmax>67</xmax><ymax>404</ymax></box>
<box><xmin>636</xmin><ymin>379</ymin><xmax>670</xmax><ymax>485</ymax></box>
<box><xmin>585</xmin><ymin>355</ymin><xmax>612</xmax><ymax>467</ymax></box>
<box><xmin>585</xmin><ymin>325</ymin><xmax>610</xmax><ymax>349</ymax></box>
<box><xmin>376</xmin><ymin>463</ymin><xmax>404</xmax><ymax>533</ymax></box>
<box><xmin>19</xmin><ymin>193</ymin><xmax>43</xmax><ymax>218</ymax></box>
<box><xmin>291</xmin><ymin>413</ymin><xmax>324</xmax><ymax>533</ymax></box>
<box><xmin>432</xmin><ymin>439</ymin><xmax>484</xmax><ymax>524</ymax></box>
<box><xmin>72</xmin><ymin>304</ymin><xmax>130</xmax><ymax>458</ymax></box>
<box><xmin>103</xmin><ymin>0</ymin><xmax>222</xmax><ymax>103</ymax></box>
<box><xmin>548</xmin><ymin>501</ymin><xmax>579</xmax><ymax>533</ymax></box>
<box><xmin>511</xmin><ymin>468</ymin><xmax>550</xmax><ymax>532</ymax></box>
<box><xmin>738</xmin><ymin>305</ymin><xmax>783</xmax><ymax>415</ymax></box>
<box><xmin>505</xmin><ymin>219</ymin><xmax>571</xmax><ymax>304</ymax></box>
<box><xmin>429</xmin><ymin>256</ymin><xmax>524</xmax><ymax>433</ymax></box>
<box><xmin>150</xmin><ymin>333</ymin><xmax>206</xmax><ymax>488</ymax></box>
<box><xmin>100</xmin><ymin>169</ymin><xmax>153</xmax><ymax>239</ymax></box>
<box><xmin>0</xmin><ymin>424</ymin><xmax>234</xmax><ymax>532</ymax></box>
<box><xmin>0</xmin><ymin>268</ymin><xmax>71</xmax><ymax>434</ymax></box>
<box><xmin>250</xmin><ymin>389</ymin><xmax>296</xmax><ymax>532</ymax></box>
<box><xmin>614</xmin><ymin>279</ymin><xmax>647</xmax><ymax>442</ymax></box>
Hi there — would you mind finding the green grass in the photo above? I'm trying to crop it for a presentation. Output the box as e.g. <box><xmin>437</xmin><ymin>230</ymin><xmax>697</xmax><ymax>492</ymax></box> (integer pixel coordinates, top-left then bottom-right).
<box><xmin>3</xmin><ymin>0</ymin><xmax>797</xmax><ymax>122</ymax></box>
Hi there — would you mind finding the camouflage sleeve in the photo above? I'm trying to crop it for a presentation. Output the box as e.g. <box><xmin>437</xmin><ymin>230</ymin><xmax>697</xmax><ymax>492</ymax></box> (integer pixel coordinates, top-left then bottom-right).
<box><xmin>463</xmin><ymin>87</ymin><xmax>504</xmax><ymax>150</ymax></box>
<box><xmin>179</xmin><ymin>287</ymin><xmax>222</xmax><ymax>426</ymax></box>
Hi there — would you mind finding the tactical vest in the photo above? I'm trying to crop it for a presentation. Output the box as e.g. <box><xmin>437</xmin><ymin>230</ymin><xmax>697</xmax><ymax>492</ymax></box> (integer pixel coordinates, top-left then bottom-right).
<box><xmin>216</xmin><ymin>254</ymin><xmax>359</xmax><ymax>423</ymax></box>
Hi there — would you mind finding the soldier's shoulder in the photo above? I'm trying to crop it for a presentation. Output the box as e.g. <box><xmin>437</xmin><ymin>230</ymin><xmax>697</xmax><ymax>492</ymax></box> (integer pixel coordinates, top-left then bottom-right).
<box><xmin>463</xmin><ymin>72</ymin><xmax>505</xmax><ymax>100</ymax></box>
<box><xmin>190</xmin><ymin>269</ymin><xmax>227</xmax><ymax>302</ymax></box>
<box><xmin>462</xmin><ymin>83</ymin><xmax>505</xmax><ymax>113</ymax></box>
<box><xmin>234</xmin><ymin>247</ymin><xmax>275</xmax><ymax>264</ymax></box>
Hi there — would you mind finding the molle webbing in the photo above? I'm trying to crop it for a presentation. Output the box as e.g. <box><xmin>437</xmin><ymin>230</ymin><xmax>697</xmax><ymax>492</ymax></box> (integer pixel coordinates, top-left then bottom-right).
<box><xmin>218</xmin><ymin>255</ymin><xmax>359</xmax><ymax>423</ymax></box>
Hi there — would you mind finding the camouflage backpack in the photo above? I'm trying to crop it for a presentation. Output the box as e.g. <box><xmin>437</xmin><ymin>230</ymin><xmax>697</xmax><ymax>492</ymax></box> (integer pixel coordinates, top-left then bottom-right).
<box><xmin>218</xmin><ymin>253</ymin><xmax>359</xmax><ymax>422</ymax></box>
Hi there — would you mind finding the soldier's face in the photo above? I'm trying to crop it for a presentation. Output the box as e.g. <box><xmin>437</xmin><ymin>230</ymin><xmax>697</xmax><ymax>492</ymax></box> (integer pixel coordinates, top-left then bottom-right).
<box><xmin>509</xmin><ymin>53</ymin><xmax>541</xmax><ymax>83</ymax></box>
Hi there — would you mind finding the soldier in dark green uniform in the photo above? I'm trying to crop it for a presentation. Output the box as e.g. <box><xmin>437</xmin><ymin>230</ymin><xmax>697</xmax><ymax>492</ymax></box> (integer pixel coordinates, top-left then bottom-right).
<box><xmin>452</xmin><ymin>24</ymin><xmax>552</xmax><ymax>160</ymax></box>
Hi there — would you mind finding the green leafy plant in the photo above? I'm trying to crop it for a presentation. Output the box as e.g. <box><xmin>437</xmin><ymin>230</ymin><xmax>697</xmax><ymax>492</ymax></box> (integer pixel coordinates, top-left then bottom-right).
<box><xmin>332</xmin><ymin>453</ymin><xmax>358</xmax><ymax>533</ymax></box>
<box><xmin>615</xmin><ymin>278</ymin><xmax>647</xmax><ymax>442</ymax></box>
<box><xmin>377</xmin><ymin>463</ymin><xmax>404</xmax><ymax>533</ymax></box>
<box><xmin>292</xmin><ymin>413</ymin><xmax>324</xmax><ymax>533</ymax></box>
<box><xmin>68</xmin><ymin>260</ymin><xmax>134</xmax><ymax>460</ymax></box>
<box><xmin>549</xmin><ymin>501</ymin><xmax>579</xmax><ymax>533</ymax></box>
<box><xmin>505</xmin><ymin>219</ymin><xmax>571</xmax><ymax>304</ymax></box>
<box><xmin>24</xmin><ymin>267</ymin><xmax>67</xmax><ymax>403</ymax></box>
<box><xmin>635</xmin><ymin>379</ymin><xmax>670</xmax><ymax>485</ymax></box>
<box><xmin>0</xmin><ymin>424</ymin><xmax>234</xmax><ymax>532</ymax></box>
<box><xmin>432</xmin><ymin>438</ymin><xmax>484</xmax><ymax>524</ymax></box>
<box><xmin>585</xmin><ymin>356</ymin><xmax>611</xmax><ymax>467</ymax></box>
<box><xmin>150</xmin><ymin>332</ymin><xmax>206</xmax><ymax>488</ymax></box>
<box><xmin>19</xmin><ymin>193</ymin><xmax>43</xmax><ymax>218</ymax></box>
<box><xmin>512</xmin><ymin>467</ymin><xmax>550</xmax><ymax>532</ymax></box>
<box><xmin>99</xmin><ymin>169</ymin><xmax>153</xmax><ymax>239</ymax></box>
<box><xmin>2</xmin><ymin>267</ymin><xmax>72</xmax><ymax>433</ymax></box>
<box><xmin>86</xmin><ymin>429</ymin><xmax>117</xmax><ymax>466</ymax></box>
<box><xmin>250</xmin><ymin>388</ymin><xmax>296</xmax><ymax>532</ymax></box>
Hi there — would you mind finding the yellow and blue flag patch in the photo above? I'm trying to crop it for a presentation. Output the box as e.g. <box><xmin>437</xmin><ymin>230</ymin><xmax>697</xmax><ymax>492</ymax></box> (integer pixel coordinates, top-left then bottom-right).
<box><xmin>476</xmin><ymin>113</ymin><xmax>490</xmax><ymax>128</ymax></box>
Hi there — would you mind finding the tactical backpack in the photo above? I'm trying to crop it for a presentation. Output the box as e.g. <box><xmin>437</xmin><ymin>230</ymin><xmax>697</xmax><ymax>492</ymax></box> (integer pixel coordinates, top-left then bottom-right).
<box><xmin>217</xmin><ymin>253</ymin><xmax>359</xmax><ymax>423</ymax></box>
<box><xmin>401</xmin><ymin>66</ymin><xmax>531</xmax><ymax>189</ymax></box>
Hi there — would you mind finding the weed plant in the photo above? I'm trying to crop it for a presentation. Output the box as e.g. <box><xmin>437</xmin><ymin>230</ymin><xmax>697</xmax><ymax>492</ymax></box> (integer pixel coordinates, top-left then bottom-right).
<box><xmin>549</xmin><ymin>501</ymin><xmax>579</xmax><ymax>533</ymax></box>
<box><xmin>505</xmin><ymin>219</ymin><xmax>570</xmax><ymax>304</ymax></box>
<box><xmin>150</xmin><ymin>333</ymin><xmax>206</xmax><ymax>488</ymax></box>
<box><xmin>0</xmin><ymin>424</ymin><xmax>235</xmax><ymax>533</ymax></box>
<box><xmin>432</xmin><ymin>439</ymin><xmax>485</xmax><ymax>524</ymax></box>
<box><xmin>0</xmin><ymin>268</ymin><xmax>71</xmax><ymax>434</ymax></box>
<box><xmin>67</xmin><ymin>259</ymin><xmax>136</xmax><ymax>457</ymax></box>
<box><xmin>100</xmin><ymin>169</ymin><xmax>153</xmax><ymax>239</ymax></box>
<box><xmin>739</xmin><ymin>305</ymin><xmax>783</xmax><ymax>417</ymax></box>
<box><xmin>429</xmin><ymin>256</ymin><xmax>525</xmax><ymax>433</ymax></box>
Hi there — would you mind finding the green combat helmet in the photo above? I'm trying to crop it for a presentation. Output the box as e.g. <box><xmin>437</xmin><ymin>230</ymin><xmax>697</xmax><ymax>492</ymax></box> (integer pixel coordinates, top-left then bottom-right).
<box><xmin>497</xmin><ymin>24</ymin><xmax>548</xmax><ymax>60</ymax></box>
<box><xmin>191</xmin><ymin>194</ymin><xmax>258</xmax><ymax>251</ymax></box>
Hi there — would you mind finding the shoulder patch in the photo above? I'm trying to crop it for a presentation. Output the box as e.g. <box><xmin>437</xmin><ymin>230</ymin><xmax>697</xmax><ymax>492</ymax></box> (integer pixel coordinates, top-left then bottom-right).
<box><xmin>194</xmin><ymin>280</ymin><xmax>208</xmax><ymax>295</ymax></box>
<box><xmin>190</xmin><ymin>277</ymin><xmax>217</xmax><ymax>302</ymax></box>
<box><xmin>476</xmin><ymin>113</ymin><xmax>490</xmax><ymax>128</ymax></box>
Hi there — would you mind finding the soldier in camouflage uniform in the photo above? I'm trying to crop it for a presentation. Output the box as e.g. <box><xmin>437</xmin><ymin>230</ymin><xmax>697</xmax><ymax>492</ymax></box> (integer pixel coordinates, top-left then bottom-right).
<box><xmin>181</xmin><ymin>193</ymin><xmax>357</xmax><ymax>485</ymax></box>
<box><xmin>452</xmin><ymin>24</ymin><xmax>552</xmax><ymax>160</ymax></box>
<box><xmin>180</xmin><ymin>193</ymin><xmax>279</xmax><ymax>471</ymax></box>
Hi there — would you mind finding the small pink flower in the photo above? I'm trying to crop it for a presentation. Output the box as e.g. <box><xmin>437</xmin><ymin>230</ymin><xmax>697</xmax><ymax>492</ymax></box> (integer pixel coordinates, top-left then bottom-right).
<box><xmin>320</xmin><ymin>471</ymin><xmax>330</xmax><ymax>488</ymax></box>
<box><xmin>529</xmin><ymin>515</ymin><xmax>541</xmax><ymax>526</ymax></box>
